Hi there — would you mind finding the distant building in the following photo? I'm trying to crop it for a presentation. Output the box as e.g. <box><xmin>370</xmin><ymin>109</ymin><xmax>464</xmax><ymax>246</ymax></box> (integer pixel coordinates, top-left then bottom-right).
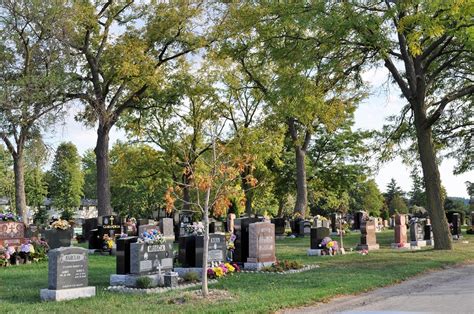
<box><xmin>0</xmin><ymin>196</ymin><xmax>98</xmax><ymax>223</ymax></box>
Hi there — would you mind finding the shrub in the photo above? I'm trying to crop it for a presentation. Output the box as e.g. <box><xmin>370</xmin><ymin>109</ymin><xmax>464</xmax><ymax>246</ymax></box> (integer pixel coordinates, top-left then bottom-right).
<box><xmin>182</xmin><ymin>271</ymin><xmax>200</xmax><ymax>283</ymax></box>
<box><xmin>136</xmin><ymin>276</ymin><xmax>154</xmax><ymax>289</ymax></box>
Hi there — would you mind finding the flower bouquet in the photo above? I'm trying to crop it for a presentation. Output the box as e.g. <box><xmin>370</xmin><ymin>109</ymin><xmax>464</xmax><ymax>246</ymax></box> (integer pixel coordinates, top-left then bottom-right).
<box><xmin>0</xmin><ymin>212</ymin><xmax>18</xmax><ymax>222</ymax></box>
<box><xmin>319</xmin><ymin>237</ymin><xmax>339</xmax><ymax>256</ymax></box>
<box><xmin>184</xmin><ymin>222</ymin><xmax>204</xmax><ymax>236</ymax></box>
<box><xmin>19</xmin><ymin>243</ymin><xmax>35</xmax><ymax>264</ymax></box>
<box><xmin>0</xmin><ymin>245</ymin><xmax>10</xmax><ymax>266</ymax></box>
<box><xmin>102</xmin><ymin>234</ymin><xmax>115</xmax><ymax>250</ymax></box>
<box><xmin>30</xmin><ymin>239</ymin><xmax>49</xmax><ymax>262</ymax></box>
<box><xmin>137</xmin><ymin>229</ymin><xmax>165</xmax><ymax>245</ymax></box>
<box><xmin>226</xmin><ymin>234</ymin><xmax>236</xmax><ymax>261</ymax></box>
<box><xmin>51</xmin><ymin>219</ymin><xmax>70</xmax><ymax>230</ymax></box>
<box><xmin>207</xmin><ymin>262</ymin><xmax>240</xmax><ymax>279</ymax></box>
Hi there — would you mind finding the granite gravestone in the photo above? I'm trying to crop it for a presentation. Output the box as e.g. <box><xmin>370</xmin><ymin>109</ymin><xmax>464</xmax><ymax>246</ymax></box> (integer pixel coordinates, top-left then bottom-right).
<box><xmin>130</xmin><ymin>241</ymin><xmax>174</xmax><ymax>275</ymax></box>
<box><xmin>424</xmin><ymin>222</ymin><xmax>434</xmax><ymax>245</ymax></box>
<box><xmin>209</xmin><ymin>221</ymin><xmax>224</xmax><ymax>234</ymax></box>
<box><xmin>271</xmin><ymin>218</ymin><xmax>286</xmax><ymax>235</ymax></box>
<box><xmin>310</xmin><ymin>227</ymin><xmax>330</xmax><ymax>249</ymax></box>
<box><xmin>116</xmin><ymin>236</ymin><xmax>138</xmax><ymax>274</ymax></box>
<box><xmin>40</xmin><ymin>247</ymin><xmax>95</xmax><ymax>301</ymax></box>
<box><xmin>313</xmin><ymin>218</ymin><xmax>322</xmax><ymax>228</ymax></box>
<box><xmin>44</xmin><ymin>228</ymin><xmax>73</xmax><ymax>250</ymax></box>
<box><xmin>82</xmin><ymin>218</ymin><xmax>98</xmax><ymax>243</ymax></box>
<box><xmin>208</xmin><ymin>234</ymin><xmax>226</xmax><ymax>264</ymax></box>
<box><xmin>451</xmin><ymin>213</ymin><xmax>462</xmax><ymax>238</ymax></box>
<box><xmin>330</xmin><ymin>213</ymin><xmax>338</xmax><ymax>233</ymax></box>
<box><xmin>0</xmin><ymin>221</ymin><xmax>26</xmax><ymax>247</ymax></box>
<box><xmin>299</xmin><ymin>220</ymin><xmax>311</xmax><ymax>237</ymax></box>
<box><xmin>245</xmin><ymin>222</ymin><xmax>276</xmax><ymax>269</ymax></box>
<box><xmin>227</xmin><ymin>213</ymin><xmax>236</xmax><ymax>233</ymax></box>
<box><xmin>25</xmin><ymin>224</ymin><xmax>40</xmax><ymax>239</ymax></box>
<box><xmin>392</xmin><ymin>214</ymin><xmax>409</xmax><ymax>249</ymax></box>
<box><xmin>234</xmin><ymin>217</ymin><xmax>260</xmax><ymax>263</ymax></box>
<box><xmin>356</xmin><ymin>220</ymin><xmax>379</xmax><ymax>250</ymax></box>
<box><xmin>353</xmin><ymin>211</ymin><xmax>366</xmax><ymax>230</ymax></box>
<box><xmin>101</xmin><ymin>215</ymin><xmax>121</xmax><ymax>237</ymax></box>
<box><xmin>88</xmin><ymin>228</ymin><xmax>103</xmax><ymax>250</ymax></box>
<box><xmin>468</xmin><ymin>212</ymin><xmax>474</xmax><ymax>234</ymax></box>
<box><xmin>409</xmin><ymin>219</ymin><xmax>430</xmax><ymax>247</ymax></box>
<box><xmin>159</xmin><ymin>218</ymin><xmax>174</xmax><ymax>239</ymax></box>
<box><xmin>290</xmin><ymin>218</ymin><xmax>302</xmax><ymax>235</ymax></box>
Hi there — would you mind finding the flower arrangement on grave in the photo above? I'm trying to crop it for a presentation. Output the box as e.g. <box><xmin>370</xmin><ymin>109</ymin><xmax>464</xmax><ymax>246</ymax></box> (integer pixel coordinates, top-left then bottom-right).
<box><xmin>0</xmin><ymin>245</ymin><xmax>10</xmax><ymax>266</ymax></box>
<box><xmin>207</xmin><ymin>262</ymin><xmax>240</xmax><ymax>279</ymax></box>
<box><xmin>103</xmin><ymin>234</ymin><xmax>115</xmax><ymax>250</ymax></box>
<box><xmin>0</xmin><ymin>212</ymin><xmax>18</xmax><ymax>221</ymax></box>
<box><xmin>184</xmin><ymin>222</ymin><xmax>205</xmax><ymax>236</ymax></box>
<box><xmin>261</xmin><ymin>260</ymin><xmax>304</xmax><ymax>272</ymax></box>
<box><xmin>226</xmin><ymin>234</ymin><xmax>236</xmax><ymax>261</ymax></box>
<box><xmin>19</xmin><ymin>243</ymin><xmax>35</xmax><ymax>262</ymax></box>
<box><xmin>359</xmin><ymin>249</ymin><xmax>369</xmax><ymax>255</ymax></box>
<box><xmin>29</xmin><ymin>239</ymin><xmax>49</xmax><ymax>262</ymax></box>
<box><xmin>51</xmin><ymin>219</ymin><xmax>70</xmax><ymax>230</ymax></box>
<box><xmin>137</xmin><ymin>229</ymin><xmax>165</xmax><ymax>245</ymax></box>
<box><xmin>319</xmin><ymin>237</ymin><xmax>339</xmax><ymax>256</ymax></box>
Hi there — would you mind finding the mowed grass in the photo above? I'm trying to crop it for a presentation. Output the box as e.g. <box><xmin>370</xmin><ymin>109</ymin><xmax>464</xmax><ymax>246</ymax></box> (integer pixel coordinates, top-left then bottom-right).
<box><xmin>1</xmin><ymin>230</ymin><xmax>474</xmax><ymax>314</ymax></box>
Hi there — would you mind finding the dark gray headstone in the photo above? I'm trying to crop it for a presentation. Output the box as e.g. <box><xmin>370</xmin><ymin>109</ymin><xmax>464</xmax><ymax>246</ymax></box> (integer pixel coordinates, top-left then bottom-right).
<box><xmin>310</xmin><ymin>227</ymin><xmax>330</xmax><ymax>249</ymax></box>
<box><xmin>209</xmin><ymin>221</ymin><xmax>224</xmax><ymax>234</ymax></box>
<box><xmin>82</xmin><ymin>218</ymin><xmax>98</xmax><ymax>242</ymax></box>
<box><xmin>116</xmin><ymin>236</ymin><xmax>138</xmax><ymax>274</ymax></box>
<box><xmin>101</xmin><ymin>215</ymin><xmax>121</xmax><ymax>237</ymax></box>
<box><xmin>271</xmin><ymin>218</ymin><xmax>286</xmax><ymax>235</ymax></box>
<box><xmin>44</xmin><ymin>228</ymin><xmax>73</xmax><ymax>250</ymax></box>
<box><xmin>48</xmin><ymin>247</ymin><xmax>88</xmax><ymax>290</ymax></box>
<box><xmin>410</xmin><ymin>221</ymin><xmax>425</xmax><ymax>242</ymax></box>
<box><xmin>330</xmin><ymin>213</ymin><xmax>337</xmax><ymax>233</ymax></box>
<box><xmin>130</xmin><ymin>241</ymin><xmax>173</xmax><ymax>275</ymax></box>
<box><xmin>234</xmin><ymin>217</ymin><xmax>260</xmax><ymax>263</ymax></box>
<box><xmin>208</xmin><ymin>234</ymin><xmax>226</xmax><ymax>263</ymax></box>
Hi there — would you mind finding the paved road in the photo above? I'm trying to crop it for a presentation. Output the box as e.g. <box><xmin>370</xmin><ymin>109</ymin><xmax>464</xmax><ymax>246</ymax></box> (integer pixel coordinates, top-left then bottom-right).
<box><xmin>281</xmin><ymin>264</ymin><xmax>474</xmax><ymax>314</ymax></box>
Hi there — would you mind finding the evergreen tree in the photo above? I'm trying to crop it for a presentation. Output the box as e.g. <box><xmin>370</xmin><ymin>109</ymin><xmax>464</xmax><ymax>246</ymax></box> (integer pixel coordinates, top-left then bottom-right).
<box><xmin>409</xmin><ymin>170</ymin><xmax>427</xmax><ymax>207</ymax></box>
<box><xmin>385</xmin><ymin>178</ymin><xmax>404</xmax><ymax>205</ymax></box>
<box><xmin>48</xmin><ymin>142</ymin><xmax>83</xmax><ymax>220</ymax></box>
<box><xmin>389</xmin><ymin>194</ymin><xmax>409</xmax><ymax>215</ymax></box>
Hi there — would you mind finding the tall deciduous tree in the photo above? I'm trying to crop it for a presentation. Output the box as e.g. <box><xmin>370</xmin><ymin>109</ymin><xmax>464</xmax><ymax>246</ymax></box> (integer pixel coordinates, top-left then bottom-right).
<box><xmin>220</xmin><ymin>2</ymin><xmax>369</xmax><ymax>216</ymax></box>
<box><xmin>350</xmin><ymin>0</ymin><xmax>473</xmax><ymax>249</ymax></box>
<box><xmin>48</xmin><ymin>142</ymin><xmax>84</xmax><ymax>219</ymax></box>
<box><xmin>0</xmin><ymin>0</ymin><xmax>68</xmax><ymax>222</ymax></box>
<box><xmin>62</xmin><ymin>1</ymin><xmax>205</xmax><ymax>216</ymax></box>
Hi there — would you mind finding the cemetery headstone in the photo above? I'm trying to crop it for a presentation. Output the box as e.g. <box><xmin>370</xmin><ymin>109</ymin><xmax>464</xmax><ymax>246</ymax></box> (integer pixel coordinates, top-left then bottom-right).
<box><xmin>209</xmin><ymin>221</ymin><xmax>224</xmax><ymax>234</ymax></box>
<box><xmin>25</xmin><ymin>224</ymin><xmax>40</xmax><ymax>239</ymax></box>
<box><xmin>82</xmin><ymin>218</ymin><xmax>98</xmax><ymax>243</ymax></box>
<box><xmin>356</xmin><ymin>220</ymin><xmax>379</xmax><ymax>251</ymax></box>
<box><xmin>40</xmin><ymin>247</ymin><xmax>95</xmax><ymax>301</ymax></box>
<box><xmin>101</xmin><ymin>215</ymin><xmax>121</xmax><ymax>237</ymax></box>
<box><xmin>299</xmin><ymin>220</ymin><xmax>311</xmax><ymax>237</ymax></box>
<box><xmin>234</xmin><ymin>217</ymin><xmax>260</xmax><ymax>263</ymax></box>
<box><xmin>330</xmin><ymin>213</ymin><xmax>337</xmax><ymax>233</ymax></box>
<box><xmin>353</xmin><ymin>211</ymin><xmax>366</xmax><ymax>230</ymax></box>
<box><xmin>245</xmin><ymin>222</ymin><xmax>276</xmax><ymax>270</ymax></box>
<box><xmin>290</xmin><ymin>218</ymin><xmax>302</xmax><ymax>235</ymax></box>
<box><xmin>391</xmin><ymin>214</ymin><xmax>409</xmax><ymax>249</ymax></box>
<box><xmin>130</xmin><ymin>241</ymin><xmax>174</xmax><ymax>275</ymax></box>
<box><xmin>308</xmin><ymin>227</ymin><xmax>330</xmax><ymax>256</ymax></box>
<box><xmin>207</xmin><ymin>234</ymin><xmax>226</xmax><ymax>264</ymax></box>
<box><xmin>424</xmin><ymin>223</ymin><xmax>434</xmax><ymax>245</ymax></box>
<box><xmin>44</xmin><ymin>228</ymin><xmax>73</xmax><ymax>249</ymax></box>
<box><xmin>467</xmin><ymin>212</ymin><xmax>474</xmax><ymax>234</ymax></box>
<box><xmin>0</xmin><ymin>221</ymin><xmax>26</xmax><ymax>247</ymax></box>
<box><xmin>138</xmin><ymin>223</ymin><xmax>158</xmax><ymax>236</ymax></box>
<box><xmin>451</xmin><ymin>213</ymin><xmax>462</xmax><ymax>239</ymax></box>
<box><xmin>88</xmin><ymin>229</ymin><xmax>103</xmax><ymax>250</ymax></box>
<box><xmin>159</xmin><ymin>218</ymin><xmax>174</xmax><ymax>240</ymax></box>
<box><xmin>410</xmin><ymin>219</ymin><xmax>428</xmax><ymax>247</ymax></box>
<box><xmin>313</xmin><ymin>217</ymin><xmax>322</xmax><ymax>228</ymax></box>
<box><xmin>271</xmin><ymin>218</ymin><xmax>286</xmax><ymax>236</ymax></box>
<box><xmin>116</xmin><ymin>236</ymin><xmax>138</xmax><ymax>274</ymax></box>
<box><xmin>227</xmin><ymin>213</ymin><xmax>236</xmax><ymax>233</ymax></box>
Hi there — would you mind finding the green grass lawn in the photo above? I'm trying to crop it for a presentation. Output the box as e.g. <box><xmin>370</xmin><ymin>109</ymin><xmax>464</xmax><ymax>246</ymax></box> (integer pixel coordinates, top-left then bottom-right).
<box><xmin>1</xmin><ymin>230</ymin><xmax>473</xmax><ymax>313</ymax></box>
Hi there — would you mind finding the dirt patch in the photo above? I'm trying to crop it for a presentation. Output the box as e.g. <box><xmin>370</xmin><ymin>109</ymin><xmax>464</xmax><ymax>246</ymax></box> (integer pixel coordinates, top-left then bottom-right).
<box><xmin>165</xmin><ymin>289</ymin><xmax>235</xmax><ymax>305</ymax></box>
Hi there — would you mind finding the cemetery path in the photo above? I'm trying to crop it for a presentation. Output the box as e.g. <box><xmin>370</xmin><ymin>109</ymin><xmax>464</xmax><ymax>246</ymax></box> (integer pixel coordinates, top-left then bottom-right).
<box><xmin>280</xmin><ymin>263</ymin><xmax>474</xmax><ymax>314</ymax></box>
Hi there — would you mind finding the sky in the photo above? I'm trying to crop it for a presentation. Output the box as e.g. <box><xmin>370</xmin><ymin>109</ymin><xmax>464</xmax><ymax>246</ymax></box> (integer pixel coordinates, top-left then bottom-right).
<box><xmin>43</xmin><ymin>67</ymin><xmax>473</xmax><ymax>199</ymax></box>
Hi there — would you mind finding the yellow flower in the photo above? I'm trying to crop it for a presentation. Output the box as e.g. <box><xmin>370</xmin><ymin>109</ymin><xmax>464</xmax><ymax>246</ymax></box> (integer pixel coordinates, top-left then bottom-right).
<box><xmin>327</xmin><ymin>241</ymin><xmax>334</xmax><ymax>248</ymax></box>
<box><xmin>225</xmin><ymin>263</ymin><xmax>235</xmax><ymax>273</ymax></box>
<box><xmin>29</xmin><ymin>244</ymin><xmax>35</xmax><ymax>254</ymax></box>
<box><xmin>213</xmin><ymin>267</ymin><xmax>224</xmax><ymax>278</ymax></box>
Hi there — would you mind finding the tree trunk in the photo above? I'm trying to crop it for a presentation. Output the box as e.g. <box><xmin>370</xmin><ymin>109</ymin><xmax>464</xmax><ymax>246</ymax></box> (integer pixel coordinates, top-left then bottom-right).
<box><xmin>13</xmin><ymin>153</ymin><xmax>27</xmax><ymax>223</ymax></box>
<box><xmin>182</xmin><ymin>172</ymin><xmax>192</xmax><ymax>212</ymax></box>
<box><xmin>201</xmin><ymin>188</ymin><xmax>211</xmax><ymax>297</ymax></box>
<box><xmin>294</xmin><ymin>146</ymin><xmax>307</xmax><ymax>216</ymax></box>
<box><xmin>414</xmin><ymin>113</ymin><xmax>452</xmax><ymax>250</ymax></box>
<box><xmin>241</xmin><ymin>167</ymin><xmax>253</xmax><ymax>216</ymax></box>
<box><xmin>277</xmin><ymin>197</ymin><xmax>284</xmax><ymax>218</ymax></box>
<box><xmin>95</xmin><ymin>123</ymin><xmax>112</xmax><ymax>216</ymax></box>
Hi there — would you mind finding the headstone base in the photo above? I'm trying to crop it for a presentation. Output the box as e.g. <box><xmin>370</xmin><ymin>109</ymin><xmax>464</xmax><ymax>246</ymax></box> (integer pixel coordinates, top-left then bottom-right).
<box><xmin>411</xmin><ymin>240</ymin><xmax>427</xmax><ymax>247</ymax></box>
<box><xmin>164</xmin><ymin>272</ymin><xmax>179</xmax><ymax>288</ymax></box>
<box><xmin>391</xmin><ymin>243</ymin><xmax>410</xmax><ymax>249</ymax></box>
<box><xmin>275</xmin><ymin>235</ymin><xmax>286</xmax><ymax>240</ymax></box>
<box><xmin>173</xmin><ymin>267</ymin><xmax>203</xmax><ymax>279</ymax></box>
<box><xmin>110</xmin><ymin>273</ymin><xmax>164</xmax><ymax>287</ymax></box>
<box><xmin>40</xmin><ymin>286</ymin><xmax>96</xmax><ymax>301</ymax></box>
<box><xmin>244</xmin><ymin>261</ymin><xmax>275</xmax><ymax>271</ymax></box>
<box><xmin>307</xmin><ymin>249</ymin><xmax>323</xmax><ymax>256</ymax></box>
<box><xmin>356</xmin><ymin>244</ymin><xmax>380</xmax><ymax>251</ymax></box>
<box><xmin>426</xmin><ymin>240</ymin><xmax>434</xmax><ymax>246</ymax></box>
